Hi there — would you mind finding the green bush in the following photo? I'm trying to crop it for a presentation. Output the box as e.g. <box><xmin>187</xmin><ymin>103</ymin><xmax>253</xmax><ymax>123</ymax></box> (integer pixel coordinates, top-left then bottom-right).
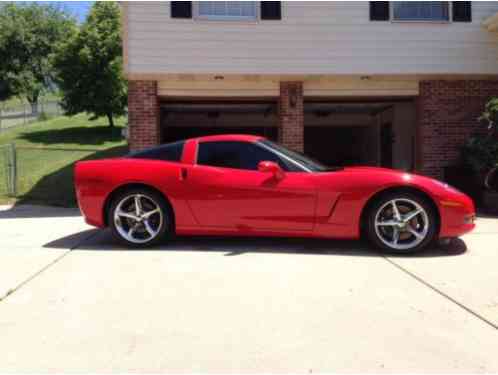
<box><xmin>461</xmin><ymin>97</ymin><xmax>498</xmax><ymax>175</ymax></box>
<box><xmin>461</xmin><ymin>136</ymin><xmax>498</xmax><ymax>174</ymax></box>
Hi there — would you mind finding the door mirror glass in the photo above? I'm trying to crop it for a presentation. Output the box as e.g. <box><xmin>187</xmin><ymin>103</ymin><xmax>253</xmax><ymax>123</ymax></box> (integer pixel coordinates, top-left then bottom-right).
<box><xmin>258</xmin><ymin>161</ymin><xmax>285</xmax><ymax>178</ymax></box>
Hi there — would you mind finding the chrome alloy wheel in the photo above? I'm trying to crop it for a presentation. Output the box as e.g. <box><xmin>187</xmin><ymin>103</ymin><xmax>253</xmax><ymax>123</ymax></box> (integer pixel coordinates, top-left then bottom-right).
<box><xmin>113</xmin><ymin>194</ymin><xmax>163</xmax><ymax>244</ymax></box>
<box><xmin>374</xmin><ymin>198</ymin><xmax>429</xmax><ymax>251</ymax></box>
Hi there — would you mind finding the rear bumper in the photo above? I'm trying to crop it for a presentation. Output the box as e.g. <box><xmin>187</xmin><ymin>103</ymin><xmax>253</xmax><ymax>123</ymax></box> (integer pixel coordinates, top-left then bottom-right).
<box><xmin>83</xmin><ymin>215</ymin><xmax>104</xmax><ymax>228</ymax></box>
<box><xmin>75</xmin><ymin>184</ymin><xmax>107</xmax><ymax>228</ymax></box>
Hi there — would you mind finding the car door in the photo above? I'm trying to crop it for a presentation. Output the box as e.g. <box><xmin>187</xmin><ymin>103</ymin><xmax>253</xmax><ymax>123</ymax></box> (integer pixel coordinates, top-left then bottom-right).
<box><xmin>185</xmin><ymin>140</ymin><xmax>317</xmax><ymax>232</ymax></box>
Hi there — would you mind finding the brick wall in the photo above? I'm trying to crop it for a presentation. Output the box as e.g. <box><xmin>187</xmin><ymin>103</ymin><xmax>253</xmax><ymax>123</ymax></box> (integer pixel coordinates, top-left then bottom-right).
<box><xmin>419</xmin><ymin>80</ymin><xmax>498</xmax><ymax>179</ymax></box>
<box><xmin>128</xmin><ymin>80</ymin><xmax>160</xmax><ymax>151</ymax></box>
<box><xmin>279</xmin><ymin>81</ymin><xmax>304</xmax><ymax>152</ymax></box>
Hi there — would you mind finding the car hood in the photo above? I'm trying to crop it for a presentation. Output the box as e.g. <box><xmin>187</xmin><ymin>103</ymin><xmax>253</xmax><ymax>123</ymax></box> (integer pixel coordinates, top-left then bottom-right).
<box><xmin>343</xmin><ymin>166</ymin><xmax>406</xmax><ymax>174</ymax></box>
<box><xmin>334</xmin><ymin>165</ymin><xmax>467</xmax><ymax>199</ymax></box>
<box><xmin>343</xmin><ymin>166</ymin><xmax>427</xmax><ymax>181</ymax></box>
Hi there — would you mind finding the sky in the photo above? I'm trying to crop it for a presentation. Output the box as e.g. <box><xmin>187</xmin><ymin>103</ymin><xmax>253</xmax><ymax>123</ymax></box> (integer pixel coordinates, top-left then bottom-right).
<box><xmin>38</xmin><ymin>1</ymin><xmax>94</xmax><ymax>22</ymax></box>
<box><xmin>61</xmin><ymin>1</ymin><xmax>93</xmax><ymax>21</ymax></box>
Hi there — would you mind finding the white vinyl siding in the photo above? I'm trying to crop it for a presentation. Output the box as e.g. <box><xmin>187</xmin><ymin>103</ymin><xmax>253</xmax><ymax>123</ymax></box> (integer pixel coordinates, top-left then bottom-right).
<box><xmin>126</xmin><ymin>1</ymin><xmax>498</xmax><ymax>76</ymax></box>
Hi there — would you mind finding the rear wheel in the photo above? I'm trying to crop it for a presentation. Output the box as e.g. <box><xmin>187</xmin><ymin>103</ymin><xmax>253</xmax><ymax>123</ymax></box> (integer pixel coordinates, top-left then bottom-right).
<box><xmin>108</xmin><ymin>188</ymin><xmax>171</xmax><ymax>248</ymax></box>
<box><xmin>366</xmin><ymin>192</ymin><xmax>437</xmax><ymax>254</ymax></box>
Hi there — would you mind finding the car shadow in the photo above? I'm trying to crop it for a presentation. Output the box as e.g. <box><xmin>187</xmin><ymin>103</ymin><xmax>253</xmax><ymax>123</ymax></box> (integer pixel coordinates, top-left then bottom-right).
<box><xmin>43</xmin><ymin>228</ymin><xmax>468</xmax><ymax>258</ymax></box>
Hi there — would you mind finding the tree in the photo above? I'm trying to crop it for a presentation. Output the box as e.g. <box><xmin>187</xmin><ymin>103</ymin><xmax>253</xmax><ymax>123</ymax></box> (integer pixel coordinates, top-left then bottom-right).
<box><xmin>0</xmin><ymin>79</ymin><xmax>13</xmax><ymax>102</ymax></box>
<box><xmin>54</xmin><ymin>2</ymin><xmax>126</xmax><ymax>128</ymax></box>
<box><xmin>480</xmin><ymin>97</ymin><xmax>498</xmax><ymax>135</ymax></box>
<box><xmin>0</xmin><ymin>3</ymin><xmax>75</xmax><ymax>111</ymax></box>
<box><xmin>461</xmin><ymin>98</ymin><xmax>498</xmax><ymax>177</ymax></box>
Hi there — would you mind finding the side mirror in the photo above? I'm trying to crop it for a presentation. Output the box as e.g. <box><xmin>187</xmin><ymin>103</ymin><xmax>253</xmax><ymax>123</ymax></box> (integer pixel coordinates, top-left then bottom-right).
<box><xmin>258</xmin><ymin>161</ymin><xmax>285</xmax><ymax>179</ymax></box>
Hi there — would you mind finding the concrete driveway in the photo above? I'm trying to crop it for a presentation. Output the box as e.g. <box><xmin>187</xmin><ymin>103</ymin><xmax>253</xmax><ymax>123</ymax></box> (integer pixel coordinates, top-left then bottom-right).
<box><xmin>1</xmin><ymin>204</ymin><xmax>498</xmax><ymax>373</ymax></box>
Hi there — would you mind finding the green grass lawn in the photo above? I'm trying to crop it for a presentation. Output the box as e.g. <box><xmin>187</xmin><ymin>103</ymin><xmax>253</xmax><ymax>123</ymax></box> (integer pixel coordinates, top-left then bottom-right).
<box><xmin>0</xmin><ymin>114</ymin><xmax>128</xmax><ymax>207</ymax></box>
<box><xmin>0</xmin><ymin>92</ymin><xmax>61</xmax><ymax>110</ymax></box>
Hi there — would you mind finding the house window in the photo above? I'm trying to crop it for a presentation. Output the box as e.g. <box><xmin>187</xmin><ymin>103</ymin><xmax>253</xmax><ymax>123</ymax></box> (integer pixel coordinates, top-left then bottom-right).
<box><xmin>196</xmin><ymin>1</ymin><xmax>257</xmax><ymax>21</ymax></box>
<box><xmin>392</xmin><ymin>2</ymin><xmax>449</xmax><ymax>22</ymax></box>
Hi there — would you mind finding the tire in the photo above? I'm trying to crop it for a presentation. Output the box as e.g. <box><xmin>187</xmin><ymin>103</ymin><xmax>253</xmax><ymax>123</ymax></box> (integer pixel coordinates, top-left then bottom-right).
<box><xmin>366</xmin><ymin>192</ymin><xmax>437</xmax><ymax>254</ymax></box>
<box><xmin>108</xmin><ymin>188</ymin><xmax>172</xmax><ymax>248</ymax></box>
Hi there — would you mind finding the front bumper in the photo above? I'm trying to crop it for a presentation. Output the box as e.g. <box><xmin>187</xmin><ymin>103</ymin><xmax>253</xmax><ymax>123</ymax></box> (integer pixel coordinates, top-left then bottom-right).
<box><xmin>439</xmin><ymin>194</ymin><xmax>476</xmax><ymax>238</ymax></box>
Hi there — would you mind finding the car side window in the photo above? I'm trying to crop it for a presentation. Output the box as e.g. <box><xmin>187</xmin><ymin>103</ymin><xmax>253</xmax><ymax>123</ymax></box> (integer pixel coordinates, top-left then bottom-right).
<box><xmin>197</xmin><ymin>141</ymin><xmax>294</xmax><ymax>171</ymax></box>
<box><xmin>129</xmin><ymin>141</ymin><xmax>185</xmax><ymax>162</ymax></box>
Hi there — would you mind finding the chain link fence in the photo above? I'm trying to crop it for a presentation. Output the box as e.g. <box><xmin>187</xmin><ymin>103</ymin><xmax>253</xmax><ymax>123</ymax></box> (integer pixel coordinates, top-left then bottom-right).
<box><xmin>0</xmin><ymin>143</ymin><xmax>128</xmax><ymax>206</ymax></box>
<box><xmin>0</xmin><ymin>143</ymin><xmax>17</xmax><ymax>197</ymax></box>
<box><xmin>0</xmin><ymin>100</ymin><xmax>62</xmax><ymax>133</ymax></box>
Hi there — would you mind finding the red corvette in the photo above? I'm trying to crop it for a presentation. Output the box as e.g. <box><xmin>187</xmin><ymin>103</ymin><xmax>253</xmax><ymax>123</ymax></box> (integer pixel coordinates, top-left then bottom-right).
<box><xmin>74</xmin><ymin>134</ymin><xmax>475</xmax><ymax>253</ymax></box>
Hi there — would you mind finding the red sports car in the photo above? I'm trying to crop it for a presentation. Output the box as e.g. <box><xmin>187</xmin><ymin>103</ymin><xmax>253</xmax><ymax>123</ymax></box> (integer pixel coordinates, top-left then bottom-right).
<box><xmin>74</xmin><ymin>134</ymin><xmax>475</xmax><ymax>253</ymax></box>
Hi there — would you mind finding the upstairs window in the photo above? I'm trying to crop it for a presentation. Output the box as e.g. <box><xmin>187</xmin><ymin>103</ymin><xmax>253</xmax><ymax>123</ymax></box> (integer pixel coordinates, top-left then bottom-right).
<box><xmin>196</xmin><ymin>1</ymin><xmax>257</xmax><ymax>21</ymax></box>
<box><xmin>392</xmin><ymin>2</ymin><xmax>449</xmax><ymax>22</ymax></box>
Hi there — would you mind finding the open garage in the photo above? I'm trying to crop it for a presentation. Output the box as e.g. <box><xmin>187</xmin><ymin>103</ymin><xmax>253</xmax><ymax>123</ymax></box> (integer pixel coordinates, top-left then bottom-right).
<box><xmin>160</xmin><ymin>101</ymin><xmax>279</xmax><ymax>144</ymax></box>
<box><xmin>159</xmin><ymin>98</ymin><xmax>417</xmax><ymax>172</ymax></box>
<box><xmin>304</xmin><ymin>100</ymin><xmax>417</xmax><ymax>170</ymax></box>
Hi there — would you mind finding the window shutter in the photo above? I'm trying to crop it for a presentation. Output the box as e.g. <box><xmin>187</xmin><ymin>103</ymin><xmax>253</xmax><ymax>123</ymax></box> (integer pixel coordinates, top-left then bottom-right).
<box><xmin>370</xmin><ymin>2</ymin><xmax>389</xmax><ymax>21</ymax></box>
<box><xmin>452</xmin><ymin>2</ymin><xmax>471</xmax><ymax>22</ymax></box>
<box><xmin>261</xmin><ymin>2</ymin><xmax>281</xmax><ymax>20</ymax></box>
<box><xmin>171</xmin><ymin>1</ymin><xmax>192</xmax><ymax>18</ymax></box>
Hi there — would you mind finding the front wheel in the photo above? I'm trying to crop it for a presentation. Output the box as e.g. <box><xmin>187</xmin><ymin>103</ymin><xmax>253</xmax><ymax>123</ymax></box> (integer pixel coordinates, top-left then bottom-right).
<box><xmin>366</xmin><ymin>193</ymin><xmax>437</xmax><ymax>254</ymax></box>
<box><xmin>108</xmin><ymin>188</ymin><xmax>171</xmax><ymax>248</ymax></box>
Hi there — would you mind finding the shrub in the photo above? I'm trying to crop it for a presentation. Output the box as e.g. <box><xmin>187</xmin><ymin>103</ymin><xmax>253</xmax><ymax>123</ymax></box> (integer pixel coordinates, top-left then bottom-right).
<box><xmin>461</xmin><ymin>135</ymin><xmax>498</xmax><ymax>174</ymax></box>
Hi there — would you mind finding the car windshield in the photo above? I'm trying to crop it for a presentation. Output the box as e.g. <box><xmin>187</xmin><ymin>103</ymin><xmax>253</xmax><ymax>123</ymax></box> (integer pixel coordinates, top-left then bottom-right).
<box><xmin>258</xmin><ymin>140</ymin><xmax>333</xmax><ymax>172</ymax></box>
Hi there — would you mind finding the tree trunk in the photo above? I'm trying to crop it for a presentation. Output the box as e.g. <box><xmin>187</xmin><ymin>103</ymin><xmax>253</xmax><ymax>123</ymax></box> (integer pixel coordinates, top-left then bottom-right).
<box><xmin>27</xmin><ymin>92</ymin><xmax>39</xmax><ymax>115</ymax></box>
<box><xmin>30</xmin><ymin>101</ymin><xmax>38</xmax><ymax>115</ymax></box>
<box><xmin>107</xmin><ymin>113</ymin><xmax>114</xmax><ymax>128</ymax></box>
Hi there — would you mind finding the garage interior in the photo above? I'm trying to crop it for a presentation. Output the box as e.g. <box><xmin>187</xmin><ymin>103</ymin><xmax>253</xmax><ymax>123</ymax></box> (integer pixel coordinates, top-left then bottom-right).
<box><xmin>160</xmin><ymin>99</ymin><xmax>417</xmax><ymax>171</ymax></box>
<box><xmin>160</xmin><ymin>101</ymin><xmax>279</xmax><ymax>143</ymax></box>
<box><xmin>304</xmin><ymin>100</ymin><xmax>417</xmax><ymax>170</ymax></box>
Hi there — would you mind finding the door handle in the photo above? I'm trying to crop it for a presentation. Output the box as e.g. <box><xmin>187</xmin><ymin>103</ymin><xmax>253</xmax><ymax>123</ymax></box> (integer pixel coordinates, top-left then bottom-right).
<box><xmin>179</xmin><ymin>168</ymin><xmax>188</xmax><ymax>181</ymax></box>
